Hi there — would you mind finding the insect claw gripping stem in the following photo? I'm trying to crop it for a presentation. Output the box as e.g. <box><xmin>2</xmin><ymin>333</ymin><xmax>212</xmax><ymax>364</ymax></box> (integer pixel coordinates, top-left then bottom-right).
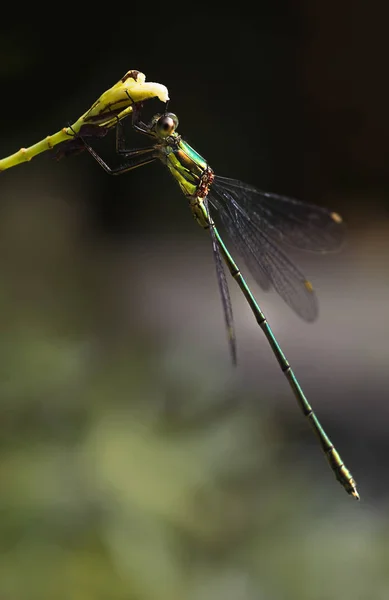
<box><xmin>0</xmin><ymin>69</ymin><xmax>169</xmax><ymax>172</ymax></box>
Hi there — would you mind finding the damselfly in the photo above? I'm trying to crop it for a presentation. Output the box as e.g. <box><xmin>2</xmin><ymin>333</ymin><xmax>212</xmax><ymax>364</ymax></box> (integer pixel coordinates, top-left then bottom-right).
<box><xmin>0</xmin><ymin>70</ymin><xmax>169</xmax><ymax>172</ymax></box>
<box><xmin>78</xmin><ymin>102</ymin><xmax>359</xmax><ymax>500</ymax></box>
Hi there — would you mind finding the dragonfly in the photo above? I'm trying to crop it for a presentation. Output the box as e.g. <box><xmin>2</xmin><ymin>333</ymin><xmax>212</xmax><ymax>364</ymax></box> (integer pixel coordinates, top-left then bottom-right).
<box><xmin>78</xmin><ymin>100</ymin><xmax>359</xmax><ymax>500</ymax></box>
<box><xmin>0</xmin><ymin>70</ymin><xmax>169</xmax><ymax>172</ymax></box>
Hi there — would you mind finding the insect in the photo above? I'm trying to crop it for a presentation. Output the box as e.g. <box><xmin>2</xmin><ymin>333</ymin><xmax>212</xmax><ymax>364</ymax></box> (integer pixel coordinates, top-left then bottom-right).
<box><xmin>78</xmin><ymin>101</ymin><xmax>359</xmax><ymax>499</ymax></box>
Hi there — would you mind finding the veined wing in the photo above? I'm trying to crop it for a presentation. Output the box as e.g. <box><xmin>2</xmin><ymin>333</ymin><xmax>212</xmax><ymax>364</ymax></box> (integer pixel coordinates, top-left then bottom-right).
<box><xmin>212</xmin><ymin>202</ymin><xmax>272</xmax><ymax>293</ymax></box>
<box><xmin>214</xmin><ymin>176</ymin><xmax>345</xmax><ymax>253</ymax></box>
<box><xmin>204</xmin><ymin>199</ymin><xmax>237</xmax><ymax>364</ymax></box>
<box><xmin>208</xmin><ymin>186</ymin><xmax>319</xmax><ymax>322</ymax></box>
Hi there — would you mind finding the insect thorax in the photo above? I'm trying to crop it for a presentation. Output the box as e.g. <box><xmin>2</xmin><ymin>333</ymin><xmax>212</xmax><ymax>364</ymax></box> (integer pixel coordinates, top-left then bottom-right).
<box><xmin>161</xmin><ymin>139</ymin><xmax>210</xmax><ymax>195</ymax></box>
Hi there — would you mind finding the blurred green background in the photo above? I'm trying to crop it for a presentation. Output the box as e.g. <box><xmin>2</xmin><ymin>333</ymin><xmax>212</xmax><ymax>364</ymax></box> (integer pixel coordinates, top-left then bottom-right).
<box><xmin>0</xmin><ymin>4</ymin><xmax>389</xmax><ymax>599</ymax></box>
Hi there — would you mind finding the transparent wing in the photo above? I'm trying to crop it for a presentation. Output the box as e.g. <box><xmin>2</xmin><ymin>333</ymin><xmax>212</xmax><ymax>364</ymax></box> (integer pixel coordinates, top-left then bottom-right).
<box><xmin>213</xmin><ymin>202</ymin><xmax>272</xmax><ymax>293</ymax></box>
<box><xmin>208</xmin><ymin>184</ymin><xmax>319</xmax><ymax>322</ymax></box>
<box><xmin>214</xmin><ymin>176</ymin><xmax>345</xmax><ymax>252</ymax></box>
<box><xmin>204</xmin><ymin>199</ymin><xmax>237</xmax><ymax>364</ymax></box>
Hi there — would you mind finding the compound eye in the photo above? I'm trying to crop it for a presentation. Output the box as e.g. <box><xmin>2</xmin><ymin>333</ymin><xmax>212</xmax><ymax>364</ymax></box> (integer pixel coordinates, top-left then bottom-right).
<box><xmin>157</xmin><ymin>113</ymin><xmax>178</xmax><ymax>137</ymax></box>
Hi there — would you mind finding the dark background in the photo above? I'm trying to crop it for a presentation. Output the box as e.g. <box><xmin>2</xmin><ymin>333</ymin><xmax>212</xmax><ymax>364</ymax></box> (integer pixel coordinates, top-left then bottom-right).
<box><xmin>0</xmin><ymin>4</ymin><xmax>389</xmax><ymax>599</ymax></box>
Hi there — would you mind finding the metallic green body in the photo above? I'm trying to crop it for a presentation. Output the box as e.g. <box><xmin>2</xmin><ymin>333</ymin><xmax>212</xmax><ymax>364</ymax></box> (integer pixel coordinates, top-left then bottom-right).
<box><xmin>78</xmin><ymin>108</ymin><xmax>359</xmax><ymax>500</ymax></box>
<box><xmin>159</xmin><ymin>125</ymin><xmax>359</xmax><ymax>500</ymax></box>
<box><xmin>159</xmin><ymin>138</ymin><xmax>212</xmax><ymax>228</ymax></box>
<box><xmin>162</xmin><ymin>139</ymin><xmax>208</xmax><ymax>195</ymax></box>
<box><xmin>210</xmin><ymin>208</ymin><xmax>358</xmax><ymax>499</ymax></box>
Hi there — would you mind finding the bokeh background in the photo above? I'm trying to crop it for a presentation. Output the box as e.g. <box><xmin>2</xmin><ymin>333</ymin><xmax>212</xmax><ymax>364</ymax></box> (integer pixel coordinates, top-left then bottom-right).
<box><xmin>0</xmin><ymin>4</ymin><xmax>389</xmax><ymax>599</ymax></box>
